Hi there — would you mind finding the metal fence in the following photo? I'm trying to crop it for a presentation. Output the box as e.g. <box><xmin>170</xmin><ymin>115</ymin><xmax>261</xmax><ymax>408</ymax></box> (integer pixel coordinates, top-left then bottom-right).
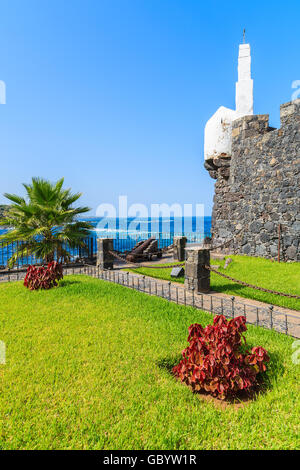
<box><xmin>0</xmin><ymin>231</ymin><xmax>210</xmax><ymax>269</ymax></box>
<box><xmin>93</xmin><ymin>268</ymin><xmax>300</xmax><ymax>339</ymax></box>
<box><xmin>100</xmin><ymin>231</ymin><xmax>210</xmax><ymax>252</ymax></box>
<box><xmin>1</xmin><ymin>265</ymin><xmax>298</xmax><ymax>339</ymax></box>
<box><xmin>0</xmin><ymin>237</ymin><xmax>95</xmax><ymax>269</ymax></box>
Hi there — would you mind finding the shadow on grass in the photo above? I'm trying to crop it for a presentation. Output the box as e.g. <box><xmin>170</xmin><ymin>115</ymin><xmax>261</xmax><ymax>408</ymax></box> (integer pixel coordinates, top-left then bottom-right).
<box><xmin>157</xmin><ymin>355</ymin><xmax>181</xmax><ymax>374</ymax></box>
<box><xmin>59</xmin><ymin>280</ymin><xmax>81</xmax><ymax>287</ymax></box>
<box><xmin>210</xmin><ymin>282</ymin><xmax>287</xmax><ymax>308</ymax></box>
<box><xmin>211</xmin><ymin>283</ymin><xmax>246</xmax><ymax>293</ymax></box>
<box><xmin>257</xmin><ymin>349</ymin><xmax>285</xmax><ymax>391</ymax></box>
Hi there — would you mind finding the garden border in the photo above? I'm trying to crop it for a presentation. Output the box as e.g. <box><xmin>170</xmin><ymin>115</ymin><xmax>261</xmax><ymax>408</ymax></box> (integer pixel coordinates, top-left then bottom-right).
<box><xmin>1</xmin><ymin>265</ymin><xmax>299</xmax><ymax>339</ymax></box>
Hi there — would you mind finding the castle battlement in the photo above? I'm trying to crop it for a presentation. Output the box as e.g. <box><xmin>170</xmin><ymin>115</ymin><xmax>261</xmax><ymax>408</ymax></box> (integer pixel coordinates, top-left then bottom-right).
<box><xmin>280</xmin><ymin>98</ymin><xmax>300</xmax><ymax>125</ymax></box>
<box><xmin>231</xmin><ymin>98</ymin><xmax>300</xmax><ymax>142</ymax></box>
<box><xmin>206</xmin><ymin>99</ymin><xmax>300</xmax><ymax>261</ymax></box>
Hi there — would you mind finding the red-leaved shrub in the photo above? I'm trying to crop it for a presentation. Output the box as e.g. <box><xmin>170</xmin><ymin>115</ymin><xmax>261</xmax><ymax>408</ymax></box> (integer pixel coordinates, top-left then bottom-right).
<box><xmin>173</xmin><ymin>315</ymin><xmax>269</xmax><ymax>400</ymax></box>
<box><xmin>24</xmin><ymin>261</ymin><xmax>63</xmax><ymax>290</ymax></box>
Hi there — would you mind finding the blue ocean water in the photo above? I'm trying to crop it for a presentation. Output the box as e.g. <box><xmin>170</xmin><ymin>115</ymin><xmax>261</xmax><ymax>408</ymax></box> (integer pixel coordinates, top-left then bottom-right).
<box><xmin>87</xmin><ymin>216</ymin><xmax>211</xmax><ymax>237</ymax></box>
<box><xmin>0</xmin><ymin>216</ymin><xmax>211</xmax><ymax>267</ymax></box>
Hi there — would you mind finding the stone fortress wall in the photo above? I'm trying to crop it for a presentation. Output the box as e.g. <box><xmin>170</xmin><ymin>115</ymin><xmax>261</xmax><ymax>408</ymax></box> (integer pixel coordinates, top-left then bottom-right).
<box><xmin>204</xmin><ymin>99</ymin><xmax>300</xmax><ymax>261</ymax></box>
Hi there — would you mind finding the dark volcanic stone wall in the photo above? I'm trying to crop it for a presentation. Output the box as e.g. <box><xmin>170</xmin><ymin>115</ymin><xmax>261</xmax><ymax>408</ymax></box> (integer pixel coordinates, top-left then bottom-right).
<box><xmin>205</xmin><ymin>99</ymin><xmax>300</xmax><ymax>261</ymax></box>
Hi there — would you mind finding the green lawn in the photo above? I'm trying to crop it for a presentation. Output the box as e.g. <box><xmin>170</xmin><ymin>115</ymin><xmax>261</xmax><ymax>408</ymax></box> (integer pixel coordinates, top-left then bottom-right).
<box><xmin>0</xmin><ymin>276</ymin><xmax>299</xmax><ymax>450</ymax></box>
<box><xmin>129</xmin><ymin>255</ymin><xmax>300</xmax><ymax>311</ymax></box>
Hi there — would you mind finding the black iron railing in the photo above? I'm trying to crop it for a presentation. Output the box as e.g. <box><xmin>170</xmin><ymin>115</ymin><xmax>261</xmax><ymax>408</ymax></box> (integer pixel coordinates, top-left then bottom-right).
<box><xmin>0</xmin><ymin>231</ymin><xmax>210</xmax><ymax>269</ymax></box>
<box><xmin>1</xmin><ymin>265</ymin><xmax>298</xmax><ymax>339</ymax></box>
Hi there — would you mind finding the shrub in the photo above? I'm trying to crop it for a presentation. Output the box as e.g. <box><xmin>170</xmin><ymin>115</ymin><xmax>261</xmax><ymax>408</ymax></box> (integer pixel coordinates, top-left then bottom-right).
<box><xmin>24</xmin><ymin>261</ymin><xmax>63</xmax><ymax>290</ymax></box>
<box><xmin>173</xmin><ymin>315</ymin><xmax>269</xmax><ymax>400</ymax></box>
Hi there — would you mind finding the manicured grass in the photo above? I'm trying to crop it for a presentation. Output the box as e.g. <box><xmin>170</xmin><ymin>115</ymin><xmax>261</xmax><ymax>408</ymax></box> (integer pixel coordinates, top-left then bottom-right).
<box><xmin>0</xmin><ymin>276</ymin><xmax>299</xmax><ymax>450</ymax></box>
<box><xmin>129</xmin><ymin>255</ymin><xmax>300</xmax><ymax>311</ymax></box>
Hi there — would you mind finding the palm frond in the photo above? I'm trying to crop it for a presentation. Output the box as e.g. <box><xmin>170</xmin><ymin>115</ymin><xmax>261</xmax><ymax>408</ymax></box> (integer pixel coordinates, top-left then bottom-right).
<box><xmin>3</xmin><ymin>193</ymin><xmax>26</xmax><ymax>205</ymax></box>
<box><xmin>1</xmin><ymin>177</ymin><xmax>92</xmax><ymax>264</ymax></box>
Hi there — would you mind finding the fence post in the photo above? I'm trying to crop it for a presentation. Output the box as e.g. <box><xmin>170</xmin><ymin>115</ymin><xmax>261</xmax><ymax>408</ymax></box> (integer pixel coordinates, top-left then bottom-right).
<box><xmin>184</xmin><ymin>246</ymin><xmax>210</xmax><ymax>293</ymax></box>
<box><xmin>231</xmin><ymin>296</ymin><xmax>235</xmax><ymax>318</ymax></box>
<box><xmin>269</xmin><ymin>305</ymin><xmax>274</xmax><ymax>330</ymax></box>
<box><xmin>97</xmin><ymin>239</ymin><xmax>114</xmax><ymax>270</ymax></box>
<box><xmin>90</xmin><ymin>237</ymin><xmax>93</xmax><ymax>260</ymax></box>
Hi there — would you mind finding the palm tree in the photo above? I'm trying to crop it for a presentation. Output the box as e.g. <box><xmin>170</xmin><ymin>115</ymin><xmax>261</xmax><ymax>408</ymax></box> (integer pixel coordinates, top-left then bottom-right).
<box><xmin>0</xmin><ymin>177</ymin><xmax>93</xmax><ymax>266</ymax></box>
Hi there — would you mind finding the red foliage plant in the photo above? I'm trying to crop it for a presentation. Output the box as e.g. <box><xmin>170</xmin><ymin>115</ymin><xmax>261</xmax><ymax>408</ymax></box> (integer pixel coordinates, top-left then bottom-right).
<box><xmin>173</xmin><ymin>315</ymin><xmax>269</xmax><ymax>400</ymax></box>
<box><xmin>24</xmin><ymin>261</ymin><xmax>63</xmax><ymax>291</ymax></box>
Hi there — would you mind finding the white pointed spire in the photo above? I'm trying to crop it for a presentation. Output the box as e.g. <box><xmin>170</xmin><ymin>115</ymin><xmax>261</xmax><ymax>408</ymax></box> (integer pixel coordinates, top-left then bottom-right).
<box><xmin>235</xmin><ymin>44</ymin><xmax>253</xmax><ymax>116</ymax></box>
<box><xmin>204</xmin><ymin>40</ymin><xmax>254</xmax><ymax>161</ymax></box>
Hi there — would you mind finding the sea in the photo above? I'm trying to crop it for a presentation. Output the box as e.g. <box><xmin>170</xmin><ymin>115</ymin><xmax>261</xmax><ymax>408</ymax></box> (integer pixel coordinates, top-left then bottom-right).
<box><xmin>0</xmin><ymin>216</ymin><xmax>211</xmax><ymax>267</ymax></box>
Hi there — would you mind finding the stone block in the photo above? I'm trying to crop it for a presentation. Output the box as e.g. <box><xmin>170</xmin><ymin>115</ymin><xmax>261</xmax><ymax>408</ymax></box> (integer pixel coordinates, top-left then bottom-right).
<box><xmin>286</xmin><ymin>245</ymin><xmax>297</xmax><ymax>260</ymax></box>
<box><xmin>97</xmin><ymin>238</ymin><xmax>114</xmax><ymax>269</ymax></box>
<box><xmin>280</xmin><ymin>99</ymin><xmax>300</xmax><ymax>125</ymax></box>
<box><xmin>184</xmin><ymin>247</ymin><xmax>210</xmax><ymax>293</ymax></box>
<box><xmin>173</xmin><ymin>236</ymin><xmax>187</xmax><ymax>262</ymax></box>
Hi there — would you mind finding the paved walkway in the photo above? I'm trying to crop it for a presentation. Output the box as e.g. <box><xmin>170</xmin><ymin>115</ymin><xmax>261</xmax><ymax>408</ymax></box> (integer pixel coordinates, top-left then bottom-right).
<box><xmin>81</xmin><ymin>263</ymin><xmax>299</xmax><ymax>338</ymax></box>
<box><xmin>1</xmin><ymin>260</ymin><xmax>299</xmax><ymax>338</ymax></box>
<box><xmin>111</xmin><ymin>255</ymin><xmax>300</xmax><ymax>317</ymax></box>
<box><xmin>118</xmin><ymin>270</ymin><xmax>300</xmax><ymax>337</ymax></box>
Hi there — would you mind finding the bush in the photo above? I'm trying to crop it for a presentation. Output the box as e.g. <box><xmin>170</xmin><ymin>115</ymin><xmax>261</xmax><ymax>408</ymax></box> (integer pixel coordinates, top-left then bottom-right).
<box><xmin>173</xmin><ymin>315</ymin><xmax>269</xmax><ymax>400</ymax></box>
<box><xmin>24</xmin><ymin>261</ymin><xmax>63</xmax><ymax>290</ymax></box>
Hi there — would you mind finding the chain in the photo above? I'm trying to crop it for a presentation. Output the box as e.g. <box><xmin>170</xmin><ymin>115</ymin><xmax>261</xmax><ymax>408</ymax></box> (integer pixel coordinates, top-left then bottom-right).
<box><xmin>209</xmin><ymin>235</ymin><xmax>244</xmax><ymax>252</ymax></box>
<box><xmin>140</xmin><ymin>262</ymin><xmax>185</xmax><ymax>269</ymax></box>
<box><xmin>211</xmin><ymin>238</ymin><xmax>234</xmax><ymax>251</ymax></box>
<box><xmin>206</xmin><ymin>265</ymin><xmax>300</xmax><ymax>300</ymax></box>
<box><xmin>109</xmin><ymin>249</ymin><xmax>299</xmax><ymax>299</ymax></box>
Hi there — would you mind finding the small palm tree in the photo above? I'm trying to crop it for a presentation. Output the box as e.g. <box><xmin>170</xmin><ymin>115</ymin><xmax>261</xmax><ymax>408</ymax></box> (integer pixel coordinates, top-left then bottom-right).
<box><xmin>0</xmin><ymin>177</ymin><xmax>93</xmax><ymax>266</ymax></box>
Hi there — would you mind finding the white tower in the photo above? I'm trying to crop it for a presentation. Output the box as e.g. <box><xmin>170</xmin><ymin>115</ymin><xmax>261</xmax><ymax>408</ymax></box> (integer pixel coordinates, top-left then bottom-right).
<box><xmin>236</xmin><ymin>43</ymin><xmax>253</xmax><ymax>116</ymax></box>
<box><xmin>204</xmin><ymin>39</ymin><xmax>253</xmax><ymax>162</ymax></box>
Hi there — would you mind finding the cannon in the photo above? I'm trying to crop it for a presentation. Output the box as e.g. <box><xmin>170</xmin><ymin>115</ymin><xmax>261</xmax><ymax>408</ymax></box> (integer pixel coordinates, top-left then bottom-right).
<box><xmin>126</xmin><ymin>237</ymin><xmax>162</xmax><ymax>263</ymax></box>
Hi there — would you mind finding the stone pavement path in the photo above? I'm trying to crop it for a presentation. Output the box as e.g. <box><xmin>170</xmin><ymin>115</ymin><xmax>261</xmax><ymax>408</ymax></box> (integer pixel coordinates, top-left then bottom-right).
<box><xmin>1</xmin><ymin>263</ymin><xmax>299</xmax><ymax>338</ymax></box>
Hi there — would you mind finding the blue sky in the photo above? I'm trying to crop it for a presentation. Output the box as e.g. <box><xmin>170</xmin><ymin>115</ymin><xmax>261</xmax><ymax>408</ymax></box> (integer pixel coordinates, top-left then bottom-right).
<box><xmin>0</xmin><ymin>0</ymin><xmax>299</xmax><ymax>215</ymax></box>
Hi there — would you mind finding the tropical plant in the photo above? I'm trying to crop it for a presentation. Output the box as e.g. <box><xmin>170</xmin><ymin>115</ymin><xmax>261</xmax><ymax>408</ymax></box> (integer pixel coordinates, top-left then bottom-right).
<box><xmin>173</xmin><ymin>315</ymin><xmax>269</xmax><ymax>400</ymax></box>
<box><xmin>0</xmin><ymin>204</ymin><xmax>9</xmax><ymax>219</ymax></box>
<box><xmin>24</xmin><ymin>261</ymin><xmax>64</xmax><ymax>290</ymax></box>
<box><xmin>0</xmin><ymin>177</ymin><xmax>93</xmax><ymax>266</ymax></box>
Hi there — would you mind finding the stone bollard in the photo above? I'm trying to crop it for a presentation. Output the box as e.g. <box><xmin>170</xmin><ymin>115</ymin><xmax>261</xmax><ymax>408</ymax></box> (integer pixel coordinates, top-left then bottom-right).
<box><xmin>173</xmin><ymin>236</ymin><xmax>187</xmax><ymax>262</ymax></box>
<box><xmin>97</xmin><ymin>238</ymin><xmax>114</xmax><ymax>269</ymax></box>
<box><xmin>184</xmin><ymin>246</ymin><xmax>210</xmax><ymax>293</ymax></box>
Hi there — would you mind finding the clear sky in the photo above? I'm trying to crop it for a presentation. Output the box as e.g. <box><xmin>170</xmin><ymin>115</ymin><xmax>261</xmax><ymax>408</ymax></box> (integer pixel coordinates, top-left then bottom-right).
<box><xmin>0</xmin><ymin>0</ymin><xmax>299</xmax><ymax>215</ymax></box>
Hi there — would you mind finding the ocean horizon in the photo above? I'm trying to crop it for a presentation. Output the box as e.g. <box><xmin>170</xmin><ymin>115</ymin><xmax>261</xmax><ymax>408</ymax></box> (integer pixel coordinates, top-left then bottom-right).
<box><xmin>0</xmin><ymin>216</ymin><xmax>211</xmax><ymax>267</ymax></box>
<box><xmin>83</xmin><ymin>216</ymin><xmax>211</xmax><ymax>237</ymax></box>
